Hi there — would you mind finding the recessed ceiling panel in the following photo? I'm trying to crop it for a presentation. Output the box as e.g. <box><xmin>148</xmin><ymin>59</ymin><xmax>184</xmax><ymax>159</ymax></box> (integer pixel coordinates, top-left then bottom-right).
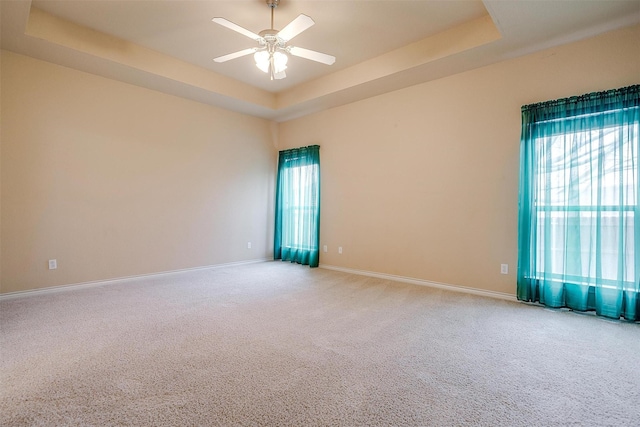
<box><xmin>31</xmin><ymin>0</ymin><xmax>488</xmax><ymax>92</ymax></box>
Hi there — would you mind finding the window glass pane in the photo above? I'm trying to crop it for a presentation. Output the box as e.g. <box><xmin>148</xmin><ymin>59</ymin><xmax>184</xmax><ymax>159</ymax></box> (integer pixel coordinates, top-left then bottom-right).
<box><xmin>281</xmin><ymin>164</ymin><xmax>319</xmax><ymax>250</ymax></box>
<box><xmin>533</xmin><ymin>123</ymin><xmax>637</xmax><ymax>286</ymax></box>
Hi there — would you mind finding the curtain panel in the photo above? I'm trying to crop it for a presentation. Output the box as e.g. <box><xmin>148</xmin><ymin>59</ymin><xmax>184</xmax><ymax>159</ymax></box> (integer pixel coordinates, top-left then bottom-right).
<box><xmin>274</xmin><ymin>145</ymin><xmax>321</xmax><ymax>267</ymax></box>
<box><xmin>517</xmin><ymin>85</ymin><xmax>639</xmax><ymax>321</ymax></box>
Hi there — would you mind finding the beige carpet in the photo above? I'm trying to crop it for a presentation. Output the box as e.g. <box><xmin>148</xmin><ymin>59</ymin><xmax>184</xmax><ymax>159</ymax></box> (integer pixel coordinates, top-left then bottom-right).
<box><xmin>1</xmin><ymin>261</ymin><xmax>639</xmax><ymax>426</ymax></box>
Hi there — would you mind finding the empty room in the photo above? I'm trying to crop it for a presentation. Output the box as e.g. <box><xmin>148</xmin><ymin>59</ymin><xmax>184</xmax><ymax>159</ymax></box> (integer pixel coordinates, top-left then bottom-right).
<box><xmin>1</xmin><ymin>0</ymin><xmax>639</xmax><ymax>425</ymax></box>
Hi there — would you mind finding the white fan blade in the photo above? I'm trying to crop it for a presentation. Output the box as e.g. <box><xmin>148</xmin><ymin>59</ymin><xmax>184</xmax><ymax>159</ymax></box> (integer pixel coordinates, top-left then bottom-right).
<box><xmin>213</xmin><ymin>48</ymin><xmax>257</xmax><ymax>63</ymax></box>
<box><xmin>289</xmin><ymin>46</ymin><xmax>335</xmax><ymax>65</ymax></box>
<box><xmin>212</xmin><ymin>17</ymin><xmax>261</xmax><ymax>41</ymax></box>
<box><xmin>277</xmin><ymin>14</ymin><xmax>314</xmax><ymax>42</ymax></box>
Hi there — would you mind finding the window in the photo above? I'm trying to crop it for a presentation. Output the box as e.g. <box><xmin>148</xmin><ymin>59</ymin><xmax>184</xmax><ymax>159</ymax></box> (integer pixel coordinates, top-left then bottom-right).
<box><xmin>274</xmin><ymin>145</ymin><xmax>320</xmax><ymax>267</ymax></box>
<box><xmin>517</xmin><ymin>86</ymin><xmax>639</xmax><ymax>321</ymax></box>
<box><xmin>281</xmin><ymin>163</ymin><xmax>319</xmax><ymax>251</ymax></box>
<box><xmin>533</xmin><ymin>123</ymin><xmax>637</xmax><ymax>287</ymax></box>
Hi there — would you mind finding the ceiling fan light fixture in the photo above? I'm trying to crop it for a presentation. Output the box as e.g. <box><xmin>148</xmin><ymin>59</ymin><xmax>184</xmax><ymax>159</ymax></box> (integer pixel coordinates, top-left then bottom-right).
<box><xmin>254</xmin><ymin>51</ymin><xmax>270</xmax><ymax>73</ymax></box>
<box><xmin>273</xmin><ymin>51</ymin><xmax>288</xmax><ymax>72</ymax></box>
<box><xmin>254</xmin><ymin>50</ymin><xmax>288</xmax><ymax>75</ymax></box>
<box><xmin>212</xmin><ymin>0</ymin><xmax>335</xmax><ymax>80</ymax></box>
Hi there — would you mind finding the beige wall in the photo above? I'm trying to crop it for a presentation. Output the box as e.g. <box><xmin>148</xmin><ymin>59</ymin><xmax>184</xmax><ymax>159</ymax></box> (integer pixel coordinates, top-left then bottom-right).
<box><xmin>1</xmin><ymin>51</ymin><xmax>276</xmax><ymax>294</ymax></box>
<box><xmin>278</xmin><ymin>25</ymin><xmax>640</xmax><ymax>295</ymax></box>
<box><xmin>2</xmin><ymin>25</ymin><xmax>638</xmax><ymax>296</ymax></box>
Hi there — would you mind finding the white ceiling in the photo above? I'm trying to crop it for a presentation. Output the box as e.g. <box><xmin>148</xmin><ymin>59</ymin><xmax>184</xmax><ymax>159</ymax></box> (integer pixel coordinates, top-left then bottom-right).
<box><xmin>2</xmin><ymin>1</ymin><xmax>639</xmax><ymax>121</ymax></box>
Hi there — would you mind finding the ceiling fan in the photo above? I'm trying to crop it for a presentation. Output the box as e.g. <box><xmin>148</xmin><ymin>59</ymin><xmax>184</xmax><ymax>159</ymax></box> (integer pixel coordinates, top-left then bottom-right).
<box><xmin>212</xmin><ymin>0</ymin><xmax>336</xmax><ymax>80</ymax></box>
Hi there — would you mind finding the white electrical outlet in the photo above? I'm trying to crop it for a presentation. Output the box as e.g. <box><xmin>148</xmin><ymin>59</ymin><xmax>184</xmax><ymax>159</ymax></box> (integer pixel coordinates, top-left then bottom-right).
<box><xmin>247</xmin><ymin>242</ymin><xmax>252</xmax><ymax>249</ymax></box>
<box><xmin>338</xmin><ymin>247</ymin><xmax>343</xmax><ymax>254</ymax></box>
<box><xmin>323</xmin><ymin>245</ymin><xmax>327</xmax><ymax>253</ymax></box>
<box><xmin>48</xmin><ymin>259</ymin><xmax>57</xmax><ymax>270</ymax></box>
<box><xmin>501</xmin><ymin>264</ymin><xmax>508</xmax><ymax>274</ymax></box>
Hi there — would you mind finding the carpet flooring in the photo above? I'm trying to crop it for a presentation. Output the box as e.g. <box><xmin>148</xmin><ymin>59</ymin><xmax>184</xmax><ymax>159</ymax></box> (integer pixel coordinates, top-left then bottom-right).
<box><xmin>1</xmin><ymin>261</ymin><xmax>639</xmax><ymax>426</ymax></box>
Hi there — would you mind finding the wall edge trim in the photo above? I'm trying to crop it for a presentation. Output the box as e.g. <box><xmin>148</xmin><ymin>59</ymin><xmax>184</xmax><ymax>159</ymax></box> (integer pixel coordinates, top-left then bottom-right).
<box><xmin>319</xmin><ymin>264</ymin><xmax>517</xmax><ymax>302</ymax></box>
<box><xmin>0</xmin><ymin>258</ymin><xmax>270</xmax><ymax>300</ymax></box>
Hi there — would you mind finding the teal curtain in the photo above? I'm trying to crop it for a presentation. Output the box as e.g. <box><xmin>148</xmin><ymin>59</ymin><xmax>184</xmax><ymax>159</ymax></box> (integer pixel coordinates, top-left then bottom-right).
<box><xmin>274</xmin><ymin>145</ymin><xmax>321</xmax><ymax>267</ymax></box>
<box><xmin>517</xmin><ymin>85</ymin><xmax>639</xmax><ymax>321</ymax></box>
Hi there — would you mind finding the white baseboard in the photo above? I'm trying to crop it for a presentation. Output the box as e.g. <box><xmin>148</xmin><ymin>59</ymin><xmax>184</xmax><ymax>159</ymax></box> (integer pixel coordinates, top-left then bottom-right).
<box><xmin>1</xmin><ymin>260</ymin><xmax>517</xmax><ymax>303</ymax></box>
<box><xmin>319</xmin><ymin>264</ymin><xmax>517</xmax><ymax>302</ymax></box>
<box><xmin>0</xmin><ymin>258</ymin><xmax>270</xmax><ymax>301</ymax></box>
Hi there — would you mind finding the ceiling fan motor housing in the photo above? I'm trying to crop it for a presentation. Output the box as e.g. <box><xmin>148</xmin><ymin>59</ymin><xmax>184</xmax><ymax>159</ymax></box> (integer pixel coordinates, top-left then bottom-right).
<box><xmin>259</xmin><ymin>30</ymin><xmax>287</xmax><ymax>51</ymax></box>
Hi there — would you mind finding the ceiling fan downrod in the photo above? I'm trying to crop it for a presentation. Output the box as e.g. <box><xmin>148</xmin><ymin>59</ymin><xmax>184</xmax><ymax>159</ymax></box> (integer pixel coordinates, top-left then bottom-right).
<box><xmin>267</xmin><ymin>0</ymin><xmax>279</xmax><ymax>30</ymax></box>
